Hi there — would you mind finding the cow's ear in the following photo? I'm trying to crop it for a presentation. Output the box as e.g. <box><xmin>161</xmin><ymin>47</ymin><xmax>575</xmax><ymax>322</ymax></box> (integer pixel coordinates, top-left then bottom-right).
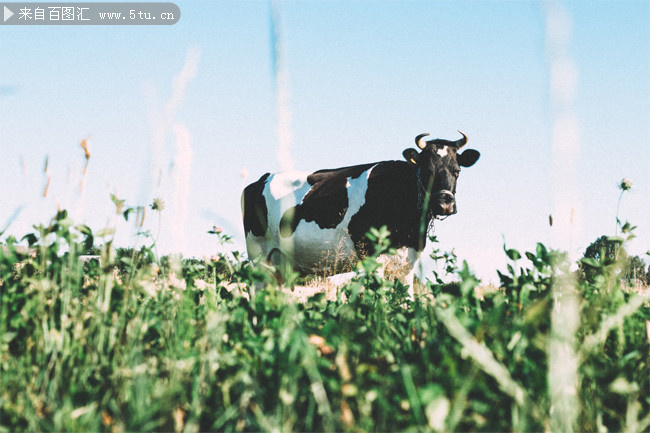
<box><xmin>403</xmin><ymin>148</ymin><xmax>419</xmax><ymax>166</ymax></box>
<box><xmin>458</xmin><ymin>149</ymin><xmax>480</xmax><ymax>167</ymax></box>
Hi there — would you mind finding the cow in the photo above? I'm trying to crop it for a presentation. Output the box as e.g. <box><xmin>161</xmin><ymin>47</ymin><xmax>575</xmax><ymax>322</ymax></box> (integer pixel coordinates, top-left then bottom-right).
<box><xmin>241</xmin><ymin>131</ymin><xmax>480</xmax><ymax>295</ymax></box>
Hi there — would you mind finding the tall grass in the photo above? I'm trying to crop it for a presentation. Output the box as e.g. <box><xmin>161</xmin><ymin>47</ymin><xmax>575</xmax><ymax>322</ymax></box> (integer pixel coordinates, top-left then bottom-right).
<box><xmin>1</xmin><ymin>208</ymin><xmax>649</xmax><ymax>432</ymax></box>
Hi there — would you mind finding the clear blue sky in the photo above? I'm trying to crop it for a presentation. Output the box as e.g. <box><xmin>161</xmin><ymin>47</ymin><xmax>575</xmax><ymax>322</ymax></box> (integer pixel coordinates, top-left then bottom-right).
<box><xmin>2</xmin><ymin>1</ymin><xmax>649</xmax><ymax>282</ymax></box>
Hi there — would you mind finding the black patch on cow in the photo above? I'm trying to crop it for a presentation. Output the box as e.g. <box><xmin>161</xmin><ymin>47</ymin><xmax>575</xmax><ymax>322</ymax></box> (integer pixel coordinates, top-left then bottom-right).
<box><xmin>279</xmin><ymin>163</ymin><xmax>377</xmax><ymax>238</ymax></box>
<box><xmin>242</xmin><ymin>172</ymin><xmax>271</xmax><ymax>237</ymax></box>
<box><xmin>348</xmin><ymin>161</ymin><xmax>428</xmax><ymax>255</ymax></box>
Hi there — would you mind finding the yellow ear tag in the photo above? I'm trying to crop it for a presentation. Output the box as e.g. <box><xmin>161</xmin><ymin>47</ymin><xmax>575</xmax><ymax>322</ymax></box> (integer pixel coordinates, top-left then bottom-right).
<box><xmin>410</xmin><ymin>158</ymin><xmax>417</xmax><ymax>164</ymax></box>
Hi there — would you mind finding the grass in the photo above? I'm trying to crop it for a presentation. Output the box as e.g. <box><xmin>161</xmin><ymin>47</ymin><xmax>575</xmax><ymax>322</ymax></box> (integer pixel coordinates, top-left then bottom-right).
<box><xmin>1</xmin><ymin>209</ymin><xmax>649</xmax><ymax>432</ymax></box>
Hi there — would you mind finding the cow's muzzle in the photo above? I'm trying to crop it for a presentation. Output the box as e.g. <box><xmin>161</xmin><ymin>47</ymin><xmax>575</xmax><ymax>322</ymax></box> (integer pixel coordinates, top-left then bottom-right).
<box><xmin>432</xmin><ymin>190</ymin><xmax>456</xmax><ymax>216</ymax></box>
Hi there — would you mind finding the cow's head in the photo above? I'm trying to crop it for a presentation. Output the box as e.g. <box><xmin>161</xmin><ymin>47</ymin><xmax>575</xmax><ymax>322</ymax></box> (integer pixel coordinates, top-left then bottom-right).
<box><xmin>403</xmin><ymin>131</ymin><xmax>480</xmax><ymax>216</ymax></box>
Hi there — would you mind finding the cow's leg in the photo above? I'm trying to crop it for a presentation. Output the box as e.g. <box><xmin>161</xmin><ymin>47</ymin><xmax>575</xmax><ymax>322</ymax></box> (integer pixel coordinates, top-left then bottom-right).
<box><xmin>267</xmin><ymin>248</ymin><xmax>295</xmax><ymax>287</ymax></box>
<box><xmin>326</xmin><ymin>247</ymin><xmax>423</xmax><ymax>300</ymax></box>
<box><xmin>403</xmin><ymin>247</ymin><xmax>421</xmax><ymax>299</ymax></box>
<box><xmin>374</xmin><ymin>247</ymin><xmax>422</xmax><ymax>300</ymax></box>
<box><xmin>375</xmin><ymin>254</ymin><xmax>388</xmax><ymax>280</ymax></box>
<box><xmin>376</xmin><ymin>247</ymin><xmax>408</xmax><ymax>280</ymax></box>
<box><xmin>328</xmin><ymin>250</ymin><xmax>404</xmax><ymax>289</ymax></box>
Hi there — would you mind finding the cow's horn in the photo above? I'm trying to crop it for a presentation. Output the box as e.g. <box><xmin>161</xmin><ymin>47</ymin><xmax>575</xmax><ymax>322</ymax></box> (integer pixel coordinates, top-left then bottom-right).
<box><xmin>455</xmin><ymin>130</ymin><xmax>468</xmax><ymax>148</ymax></box>
<box><xmin>415</xmin><ymin>133</ymin><xmax>430</xmax><ymax>150</ymax></box>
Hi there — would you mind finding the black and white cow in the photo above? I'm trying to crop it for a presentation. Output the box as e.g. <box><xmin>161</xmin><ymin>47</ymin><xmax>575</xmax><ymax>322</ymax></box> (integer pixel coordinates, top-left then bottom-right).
<box><xmin>241</xmin><ymin>132</ymin><xmax>480</xmax><ymax>291</ymax></box>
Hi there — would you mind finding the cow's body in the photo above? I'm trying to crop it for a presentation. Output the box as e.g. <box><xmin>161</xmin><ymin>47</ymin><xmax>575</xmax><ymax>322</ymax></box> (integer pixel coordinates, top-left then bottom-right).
<box><xmin>241</xmin><ymin>132</ymin><xmax>480</xmax><ymax>290</ymax></box>
<box><xmin>243</xmin><ymin>161</ymin><xmax>425</xmax><ymax>275</ymax></box>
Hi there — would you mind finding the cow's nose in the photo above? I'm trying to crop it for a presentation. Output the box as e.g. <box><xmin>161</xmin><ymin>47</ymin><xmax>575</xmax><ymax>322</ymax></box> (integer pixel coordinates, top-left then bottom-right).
<box><xmin>437</xmin><ymin>192</ymin><xmax>454</xmax><ymax>204</ymax></box>
<box><xmin>434</xmin><ymin>191</ymin><xmax>456</xmax><ymax>215</ymax></box>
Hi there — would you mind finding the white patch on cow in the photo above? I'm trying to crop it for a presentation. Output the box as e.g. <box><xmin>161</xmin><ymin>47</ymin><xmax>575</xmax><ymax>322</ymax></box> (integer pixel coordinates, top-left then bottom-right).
<box><xmin>267</xmin><ymin>171</ymin><xmax>311</xmax><ymax>200</ymax></box>
<box><xmin>436</xmin><ymin>146</ymin><xmax>449</xmax><ymax>157</ymax></box>
<box><xmin>252</xmin><ymin>166</ymin><xmax>378</xmax><ymax>275</ymax></box>
<box><xmin>404</xmin><ymin>247</ymin><xmax>421</xmax><ymax>298</ymax></box>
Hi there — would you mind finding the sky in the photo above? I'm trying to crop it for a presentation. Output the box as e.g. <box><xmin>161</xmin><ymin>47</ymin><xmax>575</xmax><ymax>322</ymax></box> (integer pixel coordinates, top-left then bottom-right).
<box><xmin>1</xmin><ymin>0</ymin><xmax>649</xmax><ymax>282</ymax></box>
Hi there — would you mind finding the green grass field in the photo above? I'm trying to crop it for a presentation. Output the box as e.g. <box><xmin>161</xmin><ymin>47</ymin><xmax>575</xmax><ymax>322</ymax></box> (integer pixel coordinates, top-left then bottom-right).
<box><xmin>1</xmin><ymin>209</ymin><xmax>649</xmax><ymax>432</ymax></box>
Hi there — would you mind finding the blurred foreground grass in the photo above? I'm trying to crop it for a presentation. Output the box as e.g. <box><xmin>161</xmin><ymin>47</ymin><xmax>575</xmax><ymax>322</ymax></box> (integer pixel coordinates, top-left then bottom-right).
<box><xmin>1</xmin><ymin>209</ymin><xmax>649</xmax><ymax>432</ymax></box>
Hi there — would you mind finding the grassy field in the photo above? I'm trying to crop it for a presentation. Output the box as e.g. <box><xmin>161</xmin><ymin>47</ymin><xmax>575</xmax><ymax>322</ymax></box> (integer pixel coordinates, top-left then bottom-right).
<box><xmin>1</xmin><ymin>209</ymin><xmax>649</xmax><ymax>432</ymax></box>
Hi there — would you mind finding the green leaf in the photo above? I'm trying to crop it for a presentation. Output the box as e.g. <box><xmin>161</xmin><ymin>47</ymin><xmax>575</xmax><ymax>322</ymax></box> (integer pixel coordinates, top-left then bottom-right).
<box><xmin>96</xmin><ymin>227</ymin><xmax>115</xmax><ymax>238</ymax></box>
<box><xmin>580</xmin><ymin>257</ymin><xmax>601</xmax><ymax>268</ymax></box>
<box><xmin>111</xmin><ymin>193</ymin><xmax>126</xmax><ymax>214</ymax></box>
<box><xmin>2</xmin><ymin>332</ymin><xmax>17</xmax><ymax>343</ymax></box>
<box><xmin>123</xmin><ymin>208</ymin><xmax>134</xmax><ymax>221</ymax></box>
<box><xmin>55</xmin><ymin>209</ymin><xmax>68</xmax><ymax>220</ymax></box>
<box><xmin>458</xmin><ymin>261</ymin><xmax>478</xmax><ymax>297</ymax></box>
<box><xmin>76</xmin><ymin>224</ymin><xmax>92</xmax><ymax>236</ymax></box>
<box><xmin>619</xmin><ymin>221</ymin><xmax>636</xmax><ymax>234</ymax></box>
<box><xmin>76</xmin><ymin>225</ymin><xmax>94</xmax><ymax>251</ymax></box>
<box><xmin>504</xmin><ymin>247</ymin><xmax>521</xmax><ymax>261</ymax></box>
<box><xmin>22</xmin><ymin>233</ymin><xmax>38</xmax><ymax>246</ymax></box>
